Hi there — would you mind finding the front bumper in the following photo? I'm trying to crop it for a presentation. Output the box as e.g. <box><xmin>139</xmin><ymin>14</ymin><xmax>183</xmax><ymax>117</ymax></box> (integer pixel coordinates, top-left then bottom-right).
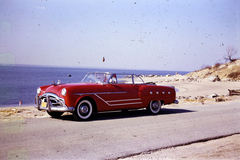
<box><xmin>35</xmin><ymin>93</ymin><xmax>75</xmax><ymax>112</ymax></box>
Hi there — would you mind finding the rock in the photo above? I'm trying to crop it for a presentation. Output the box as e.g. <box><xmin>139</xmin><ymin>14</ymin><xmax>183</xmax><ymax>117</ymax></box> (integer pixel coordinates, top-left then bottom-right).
<box><xmin>197</xmin><ymin>96</ymin><xmax>205</xmax><ymax>105</ymax></box>
<box><xmin>215</xmin><ymin>97</ymin><xmax>225</xmax><ymax>102</ymax></box>
<box><xmin>209</xmin><ymin>93</ymin><xmax>219</xmax><ymax>98</ymax></box>
<box><xmin>175</xmin><ymin>72</ymin><xmax>181</xmax><ymax>76</ymax></box>
<box><xmin>187</xmin><ymin>77</ymin><xmax>194</xmax><ymax>82</ymax></box>
<box><xmin>197</xmin><ymin>96</ymin><xmax>204</xmax><ymax>100</ymax></box>
<box><xmin>174</xmin><ymin>78</ymin><xmax>179</xmax><ymax>82</ymax></box>
<box><xmin>208</xmin><ymin>75</ymin><xmax>221</xmax><ymax>82</ymax></box>
<box><xmin>190</xmin><ymin>96</ymin><xmax>197</xmax><ymax>100</ymax></box>
<box><xmin>177</xmin><ymin>96</ymin><xmax>185</xmax><ymax>99</ymax></box>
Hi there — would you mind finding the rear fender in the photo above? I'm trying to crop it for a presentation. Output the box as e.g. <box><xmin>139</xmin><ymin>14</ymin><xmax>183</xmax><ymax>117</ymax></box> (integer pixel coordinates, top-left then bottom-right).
<box><xmin>139</xmin><ymin>85</ymin><xmax>176</xmax><ymax>105</ymax></box>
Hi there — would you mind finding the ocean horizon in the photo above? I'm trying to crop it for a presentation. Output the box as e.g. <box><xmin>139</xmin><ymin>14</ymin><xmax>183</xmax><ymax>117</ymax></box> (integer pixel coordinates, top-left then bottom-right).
<box><xmin>0</xmin><ymin>65</ymin><xmax>190</xmax><ymax>107</ymax></box>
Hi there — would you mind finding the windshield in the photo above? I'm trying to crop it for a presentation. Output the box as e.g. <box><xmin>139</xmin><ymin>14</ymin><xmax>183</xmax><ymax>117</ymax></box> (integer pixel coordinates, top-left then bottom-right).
<box><xmin>81</xmin><ymin>73</ymin><xmax>145</xmax><ymax>84</ymax></box>
<box><xmin>81</xmin><ymin>73</ymin><xmax>111</xmax><ymax>84</ymax></box>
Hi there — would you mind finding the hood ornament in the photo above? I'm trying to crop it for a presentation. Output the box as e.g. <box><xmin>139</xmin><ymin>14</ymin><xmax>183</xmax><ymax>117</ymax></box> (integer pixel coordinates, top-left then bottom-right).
<box><xmin>52</xmin><ymin>80</ymin><xmax>61</xmax><ymax>85</ymax></box>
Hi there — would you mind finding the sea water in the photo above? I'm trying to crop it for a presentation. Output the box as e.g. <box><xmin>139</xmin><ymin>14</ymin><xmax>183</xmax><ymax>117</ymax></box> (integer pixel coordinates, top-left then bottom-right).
<box><xmin>0</xmin><ymin>66</ymin><xmax>189</xmax><ymax>107</ymax></box>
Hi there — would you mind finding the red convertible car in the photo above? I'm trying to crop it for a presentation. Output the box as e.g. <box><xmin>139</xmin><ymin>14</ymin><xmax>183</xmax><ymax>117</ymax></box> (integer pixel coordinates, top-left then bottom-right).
<box><xmin>35</xmin><ymin>72</ymin><xmax>178</xmax><ymax>120</ymax></box>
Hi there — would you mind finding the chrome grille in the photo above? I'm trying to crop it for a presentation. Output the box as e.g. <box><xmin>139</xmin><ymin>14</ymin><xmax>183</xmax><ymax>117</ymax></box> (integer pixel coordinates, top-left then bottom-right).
<box><xmin>40</xmin><ymin>93</ymin><xmax>65</xmax><ymax>107</ymax></box>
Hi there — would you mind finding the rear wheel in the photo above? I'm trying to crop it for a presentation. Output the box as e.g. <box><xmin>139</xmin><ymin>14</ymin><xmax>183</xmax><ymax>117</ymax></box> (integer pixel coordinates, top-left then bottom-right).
<box><xmin>147</xmin><ymin>100</ymin><xmax>161</xmax><ymax>114</ymax></box>
<box><xmin>73</xmin><ymin>100</ymin><xmax>93</xmax><ymax>120</ymax></box>
<box><xmin>47</xmin><ymin>111</ymin><xmax>64</xmax><ymax>118</ymax></box>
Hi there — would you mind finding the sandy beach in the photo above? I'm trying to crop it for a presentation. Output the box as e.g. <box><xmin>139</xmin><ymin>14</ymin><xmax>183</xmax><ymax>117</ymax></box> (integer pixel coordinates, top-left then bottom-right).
<box><xmin>1</xmin><ymin>75</ymin><xmax>240</xmax><ymax>159</ymax></box>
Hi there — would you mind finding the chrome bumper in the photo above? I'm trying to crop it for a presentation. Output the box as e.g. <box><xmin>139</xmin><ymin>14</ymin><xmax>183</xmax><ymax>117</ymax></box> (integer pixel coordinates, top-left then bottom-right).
<box><xmin>35</xmin><ymin>93</ymin><xmax>75</xmax><ymax>112</ymax></box>
<box><xmin>174</xmin><ymin>100</ymin><xmax>179</xmax><ymax>104</ymax></box>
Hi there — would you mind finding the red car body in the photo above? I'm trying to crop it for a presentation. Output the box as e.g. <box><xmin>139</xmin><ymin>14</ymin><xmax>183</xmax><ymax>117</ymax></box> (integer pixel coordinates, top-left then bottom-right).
<box><xmin>35</xmin><ymin>72</ymin><xmax>178</xmax><ymax>120</ymax></box>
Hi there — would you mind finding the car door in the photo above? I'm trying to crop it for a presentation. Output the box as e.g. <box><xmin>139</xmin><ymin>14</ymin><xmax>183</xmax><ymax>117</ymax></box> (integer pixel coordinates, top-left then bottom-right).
<box><xmin>107</xmin><ymin>74</ymin><xmax>142</xmax><ymax>109</ymax></box>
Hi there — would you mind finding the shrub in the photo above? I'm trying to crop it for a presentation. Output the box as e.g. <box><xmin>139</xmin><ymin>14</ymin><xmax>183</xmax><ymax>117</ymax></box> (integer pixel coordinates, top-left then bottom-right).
<box><xmin>201</xmin><ymin>64</ymin><xmax>212</xmax><ymax>70</ymax></box>
<box><xmin>227</xmin><ymin>71</ymin><xmax>240</xmax><ymax>79</ymax></box>
<box><xmin>213</xmin><ymin>63</ymin><xmax>222</xmax><ymax>70</ymax></box>
<box><xmin>214</xmin><ymin>62</ymin><xmax>222</xmax><ymax>68</ymax></box>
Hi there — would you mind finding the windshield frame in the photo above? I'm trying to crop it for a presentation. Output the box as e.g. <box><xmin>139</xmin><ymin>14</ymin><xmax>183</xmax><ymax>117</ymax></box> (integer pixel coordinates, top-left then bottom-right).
<box><xmin>81</xmin><ymin>72</ymin><xmax>111</xmax><ymax>84</ymax></box>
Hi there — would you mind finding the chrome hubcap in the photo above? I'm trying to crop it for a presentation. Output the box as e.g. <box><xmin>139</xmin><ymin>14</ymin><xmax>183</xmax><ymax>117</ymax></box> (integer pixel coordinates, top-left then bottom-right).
<box><xmin>152</xmin><ymin>102</ymin><xmax>159</xmax><ymax>109</ymax></box>
<box><xmin>80</xmin><ymin>105</ymin><xmax>89</xmax><ymax>114</ymax></box>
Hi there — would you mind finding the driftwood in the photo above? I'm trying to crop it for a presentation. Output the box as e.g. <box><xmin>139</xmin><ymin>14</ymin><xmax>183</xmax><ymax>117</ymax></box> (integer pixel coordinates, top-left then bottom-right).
<box><xmin>228</xmin><ymin>89</ymin><xmax>240</xmax><ymax>96</ymax></box>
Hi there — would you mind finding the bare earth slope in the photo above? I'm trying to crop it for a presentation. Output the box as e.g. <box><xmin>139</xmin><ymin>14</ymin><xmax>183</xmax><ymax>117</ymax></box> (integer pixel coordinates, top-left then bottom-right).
<box><xmin>186</xmin><ymin>59</ymin><xmax>240</xmax><ymax>81</ymax></box>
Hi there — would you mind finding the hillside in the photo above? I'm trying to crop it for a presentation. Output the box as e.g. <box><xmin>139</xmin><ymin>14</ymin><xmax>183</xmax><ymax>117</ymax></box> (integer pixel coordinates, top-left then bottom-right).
<box><xmin>186</xmin><ymin>59</ymin><xmax>240</xmax><ymax>81</ymax></box>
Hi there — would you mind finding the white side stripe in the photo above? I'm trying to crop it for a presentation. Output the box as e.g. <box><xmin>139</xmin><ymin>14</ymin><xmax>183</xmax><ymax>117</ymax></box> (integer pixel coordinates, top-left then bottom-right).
<box><xmin>94</xmin><ymin>94</ymin><xmax>142</xmax><ymax>106</ymax></box>
<box><xmin>107</xmin><ymin>98</ymin><xmax>141</xmax><ymax>103</ymax></box>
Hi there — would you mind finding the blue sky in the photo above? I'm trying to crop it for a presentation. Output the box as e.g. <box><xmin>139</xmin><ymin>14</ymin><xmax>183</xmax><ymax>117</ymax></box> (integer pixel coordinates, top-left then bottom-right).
<box><xmin>0</xmin><ymin>0</ymin><xmax>239</xmax><ymax>71</ymax></box>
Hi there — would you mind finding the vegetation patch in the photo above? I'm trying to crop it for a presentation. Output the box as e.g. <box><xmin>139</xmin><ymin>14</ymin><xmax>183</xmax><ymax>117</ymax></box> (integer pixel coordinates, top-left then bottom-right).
<box><xmin>202</xmin><ymin>65</ymin><xmax>212</xmax><ymax>70</ymax></box>
<box><xmin>0</xmin><ymin>108</ymin><xmax>28</xmax><ymax>117</ymax></box>
<box><xmin>213</xmin><ymin>63</ymin><xmax>222</xmax><ymax>70</ymax></box>
<box><xmin>227</xmin><ymin>71</ymin><xmax>240</xmax><ymax>79</ymax></box>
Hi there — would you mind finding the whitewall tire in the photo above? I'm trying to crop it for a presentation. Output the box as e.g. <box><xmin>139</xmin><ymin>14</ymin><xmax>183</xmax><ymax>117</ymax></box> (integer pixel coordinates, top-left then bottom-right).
<box><xmin>147</xmin><ymin>100</ymin><xmax>161</xmax><ymax>114</ymax></box>
<box><xmin>73</xmin><ymin>100</ymin><xmax>93</xmax><ymax>120</ymax></box>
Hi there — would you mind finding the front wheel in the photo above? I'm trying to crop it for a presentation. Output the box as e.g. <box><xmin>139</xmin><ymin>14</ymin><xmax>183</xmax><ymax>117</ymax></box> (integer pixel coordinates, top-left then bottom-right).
<box><xmin>73</xmin><ymin>100</ymin><xmax>93</xmax><ymax>120</ymax></box>
<box><xmin>147</xmin><ymin>100</ymin><xmax>161</xmax><ymax>114</ymax></box>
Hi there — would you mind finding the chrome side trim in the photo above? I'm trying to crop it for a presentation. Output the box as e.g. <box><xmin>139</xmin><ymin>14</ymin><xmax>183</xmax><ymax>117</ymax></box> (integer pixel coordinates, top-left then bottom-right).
<box><xmin>94</xmin><ymin>94</ymin><xmax>142</xmax><ymax>106</ymax></box>
<box><xmin>74</xmin><ymin>91</ymin><xmax>127</xmax><ymax>96</ymax></box>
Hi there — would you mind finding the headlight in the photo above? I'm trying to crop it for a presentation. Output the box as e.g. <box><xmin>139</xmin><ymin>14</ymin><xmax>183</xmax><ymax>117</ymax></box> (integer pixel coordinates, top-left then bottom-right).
<box><xmin>61</xmin><ymin>88</ymin><xmax>67</xmax><ymax>96</ymax></box>
<box><xmin>37</xmin><ymin>87</ymin><xmax>41</xmax><ymax>94</ymax></box>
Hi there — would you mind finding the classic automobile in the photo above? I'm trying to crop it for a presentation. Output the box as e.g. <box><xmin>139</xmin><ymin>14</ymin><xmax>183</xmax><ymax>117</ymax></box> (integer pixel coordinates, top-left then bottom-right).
<box><xmin>35</xmin><ymin>72</ymin><xmax>178</xmax><ymax>120</ymax></box>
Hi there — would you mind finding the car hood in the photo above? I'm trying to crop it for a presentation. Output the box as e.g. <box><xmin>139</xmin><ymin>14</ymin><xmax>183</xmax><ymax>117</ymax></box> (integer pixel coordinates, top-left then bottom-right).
<box><xmin>39</xmin><ymin>82</ymin><xmax>101</xmax><ymax>96</ymax></box>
